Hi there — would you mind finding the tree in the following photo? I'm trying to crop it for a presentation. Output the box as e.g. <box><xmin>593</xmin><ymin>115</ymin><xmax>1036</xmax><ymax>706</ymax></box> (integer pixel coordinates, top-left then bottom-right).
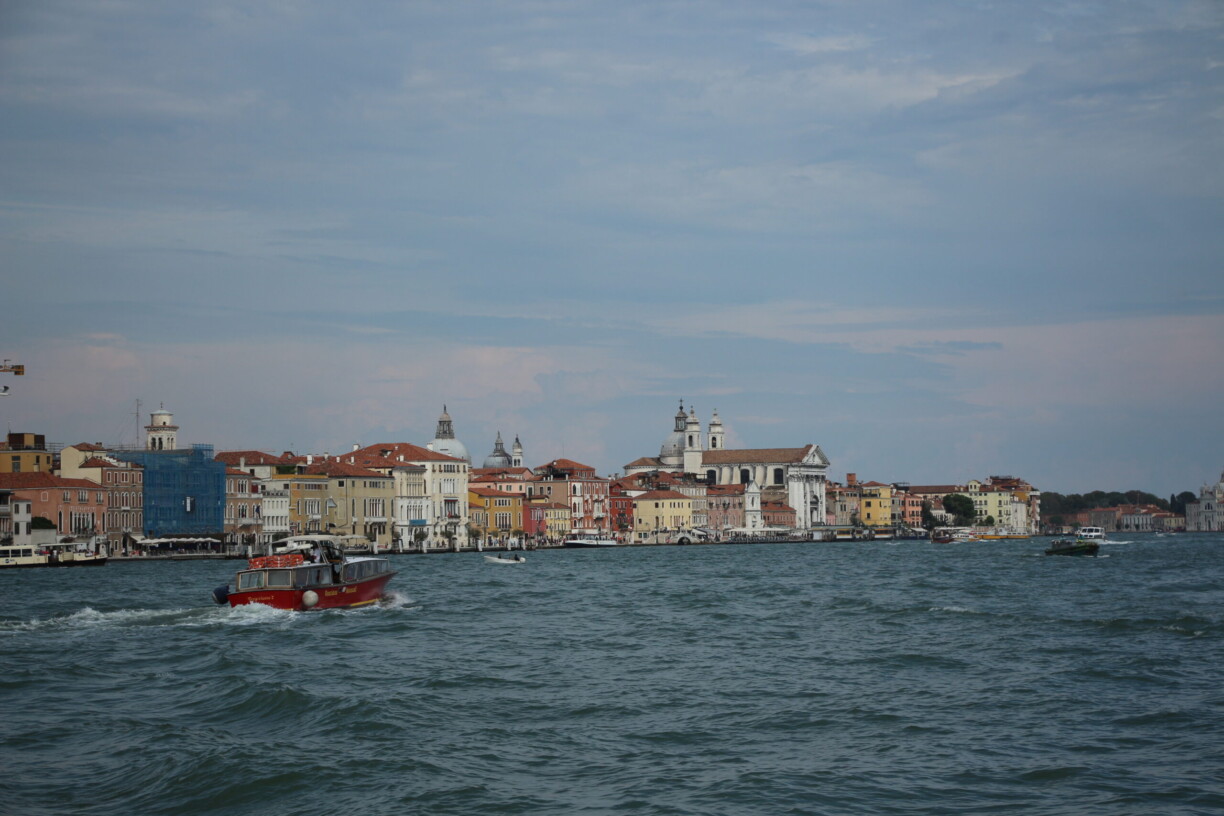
<box><xmin>942</xmin><ymin>494</ymin><xmax>976</xmax><ymax>527</ymax></box>
<box><xmin>31</xmin><ymin>516</ymin><xmax>56</xmax><ymax>530</ymax></box>
<box><xmin>920</xmin><ymin>501</ymin><xmax>939</xmax><ymax>531</ymax></box>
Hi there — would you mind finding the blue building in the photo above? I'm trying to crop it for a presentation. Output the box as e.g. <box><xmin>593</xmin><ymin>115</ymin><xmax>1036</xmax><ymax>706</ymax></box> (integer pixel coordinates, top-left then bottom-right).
<box><xmin>112</xmin><ymin>444</ymin><xmax>226</xmax><ymax>537</ymax></box>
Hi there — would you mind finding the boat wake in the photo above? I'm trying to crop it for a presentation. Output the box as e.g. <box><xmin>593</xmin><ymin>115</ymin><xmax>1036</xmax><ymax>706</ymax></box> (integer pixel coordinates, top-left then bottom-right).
<box><xmin>0</xmin><ymin>605</ymin><xmax>213</xmax><ymax>633</ymax></box>
<box><xmin>374</xmin><ymin>591</ymin><xmax>420</xmax><ymax>612</ymax></box>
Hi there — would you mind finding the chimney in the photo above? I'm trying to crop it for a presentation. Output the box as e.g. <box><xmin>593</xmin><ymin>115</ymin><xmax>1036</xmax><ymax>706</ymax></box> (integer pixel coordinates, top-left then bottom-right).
<box><xmin>352</xmin><ymin>443</ymin><xmax>359</xmax><ymax>452</ymax></box>
<box><xmin>239</xmin><ymin>456</ymin><xmax>246</xmax><ymax>470</ymax></box>
<box><xmin>847</xmin><ymin>473</ymin><xmax>857</xmax><ymax>486</ymax></box>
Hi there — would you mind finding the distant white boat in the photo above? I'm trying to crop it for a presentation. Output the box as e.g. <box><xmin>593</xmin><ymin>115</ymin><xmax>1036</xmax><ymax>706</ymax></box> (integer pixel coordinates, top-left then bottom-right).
<box><xmin>562</xmin><ymin>537</ymin><xmax>622</xmax><ymax>548</ymax></box>
<box><xmin>484</xmin><ymin>554</ymin><xmax>526</xmax><ymax>564</ymax></box>
<box><xmin>1077</xmin><ymin>527</ymin><xmax>1105</xmax><ymax>540</ymax></box>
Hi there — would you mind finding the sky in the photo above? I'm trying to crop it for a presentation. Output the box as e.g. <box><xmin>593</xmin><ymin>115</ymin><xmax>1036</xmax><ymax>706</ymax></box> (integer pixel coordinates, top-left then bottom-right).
<box><xmin>1</xmin><ymin>0</ymin><xmax>1222</xmax><ymax>497</ymax></box>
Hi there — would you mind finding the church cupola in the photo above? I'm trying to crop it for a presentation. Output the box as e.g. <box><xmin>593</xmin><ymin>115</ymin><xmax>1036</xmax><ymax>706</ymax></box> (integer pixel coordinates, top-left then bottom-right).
<box><xmin>708</xmin><ymin>409</ymin><xmax>724</xmax><ymax>451</ymax></box>
<box><xmin>428</xmin><ymin>405</ymin><xmax>471</xmax><ymax>463</ymax></box>
<box><xmin>483</xmin><ymin>431</ymin><xmax>513</xmax><ymax>468</ymax></box>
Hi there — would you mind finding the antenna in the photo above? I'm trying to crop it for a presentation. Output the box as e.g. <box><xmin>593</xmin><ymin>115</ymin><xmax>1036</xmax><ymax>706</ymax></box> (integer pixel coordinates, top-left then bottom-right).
<box><xmin>135</xmin><ymin>399</ymin><xmax>142</xmax><ymax>447</ymax></box>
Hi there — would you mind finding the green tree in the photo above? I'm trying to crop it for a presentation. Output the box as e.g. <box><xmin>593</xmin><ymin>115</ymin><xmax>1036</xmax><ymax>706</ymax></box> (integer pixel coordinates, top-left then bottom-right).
<box><xmin>31</xmin><ymin>516</ymin><xmax>56</xmax><ymax>530</ymax></box>
<box><xmin>920</xmin><ymin>500</ymin><xmax>938</xmax><ymax>531</ymax></box>
<box><xmin>942</xmin><ymin>494</ymin><xmax>976</xmax><ymax>526</ymax></box>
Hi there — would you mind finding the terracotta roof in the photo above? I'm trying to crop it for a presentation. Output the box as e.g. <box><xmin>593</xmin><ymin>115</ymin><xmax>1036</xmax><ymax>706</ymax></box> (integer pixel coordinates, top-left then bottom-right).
<box><xmin>701</xmin><ymin>445</ymin><xmax>820</xmax><ymax>466</ymax></box>
<box><xmin>355</xmin><ymin>442</ymin><xmax>466</xmax><ymax>464</ymax></box>
<box><xmin>79</xmin><ymin>457</ymin><xmax>120</xmax><ymax>468</ymax></box>
<box><xmin>635</xmin><ymin>489</ymin><xmax>690</xmax><ymax>501</ymax></box>
<box><xmin>303</xmin><ymin>461</ymin><xmax>390</xmax><ymax>479</ymax></box>
<box><xmin>708</xmin><ymin>483</ymin><xmax>746</xmax><ymax>496</ymax></box>
<box><xmin>69</xmin><ymin>443</ymin><xmax>106</xmax><ymax>451</ymax></box>
<box><xmin>0</xmin><ymin>473</ymin><xmax>105</xmax><ymax>490</ymax></box>
<box><xmin>469</xmin><ymin>486</ymin><xmax>518</xmax><ymax>498</ymax></box>
<box><xmin>624</xmin><ymin>456</ymin><xmax>662</xmax><ymax>468</ymax></box>
<box><xmin>215</xmin><ymin>450</ymin><xmax>293</xmax><ymax>466</ymax></box>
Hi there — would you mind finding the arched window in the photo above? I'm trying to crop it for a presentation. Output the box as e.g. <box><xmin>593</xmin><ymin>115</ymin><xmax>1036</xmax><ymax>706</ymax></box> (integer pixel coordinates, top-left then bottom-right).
<box><xmin>706</xmin><ymin>470</ymin><xmax>716</xmax><ymax>483</ymax></box>
<box><xmin>773</xmin><ymin>468</ymin><xmax>784</xmax><ymax>485</ymax></box>
<box><xmin>739</xmin><ymin>469</ymin><xmax>750</xmax><ymax>484</ymax></box>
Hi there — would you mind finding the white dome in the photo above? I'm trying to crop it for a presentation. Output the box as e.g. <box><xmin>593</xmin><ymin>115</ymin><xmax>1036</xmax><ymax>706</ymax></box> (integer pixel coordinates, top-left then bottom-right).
<box><xmin>432</xmin><ymin>438</ymin><xmax>470</xmax><ymax>463</ymax></box>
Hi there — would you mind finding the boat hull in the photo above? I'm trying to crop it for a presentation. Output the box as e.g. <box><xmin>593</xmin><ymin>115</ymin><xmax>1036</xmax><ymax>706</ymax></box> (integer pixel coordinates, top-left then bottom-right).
<box><xmin>1044</xmin><ymin>540</ymin><xmax>1100</xmax><ymax>557</ymax></box>
<box><xmin>0</xmin><ymin>555</ymin><xmax>107</xmax><ymax>569</ymax></box>
<box><xmin>227</xmin><ymin>573</ymin><xmax>394</xmax><ymax>611</ymax></box>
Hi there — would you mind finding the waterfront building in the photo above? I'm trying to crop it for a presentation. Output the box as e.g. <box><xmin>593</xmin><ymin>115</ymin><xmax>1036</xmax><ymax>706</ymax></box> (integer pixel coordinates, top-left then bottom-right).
<box><xmin>270</xmin><ymin>473</ymin><xmax>328</xmax><ymax>535</ymax></box>
<box><xmin>110</xmin><ymin>447</ymin><xmax>225</xmax><ymax>538</ymax></box>
<box><xmin>1186</xmin><ymin>470</ymin><xmax>1224</xmax><ymax>532</ymax></box>
<box><xmin>707</xmin><ymin>483</ymin><xmax>745</xmax><ymax>537</ymax></box>
<box><xmin>633</xmin><ymin>489</ymin><xmax>693</xmax><ymax>542</ymax></box>
<box><xmin>623</xmin><ymin>402</ymin><xmax>829</xmax><ymax>530</ymax></box>
<box><xmin>79</xmin><ymin>456</ymin><xmax>144</xmax><ymax>544</ymax></box>
<box><xmin>0</xmin><ymin>432</ymin><xmax>52</xmax><ymax>474</ymax></box>
<box><xmin>529</xmin><ymin>459</ymin><xmax>610</xmax><ymax>534</ymax></box>
<box><xmin>0</xmin><ymin>472</ymin><xmax>107</xmax><ymax>538</ymax></box>
<box><xmin>301</xmin><ymin>460</ymin><xmax>393</xmax><ymax>549</ymax></box>
<box><xmin>826</xmin><ymin>475</ymin><xmax>863</xmax><ymax>526</ymax></box>
<box><xmin>349</xmin><ymin>442</ymin><xmax>470</xmax><ymax>550</ymax></box>
<box><xmin>223</xmin><ymin>468</ymin><xmax>262</xmax><ymax>544</ymax></box>
<box><xmin>468</xmin><ymin>486</ymin><xmax>524</xmax><ymax>543</ymax></box>
<box><xmin>258</xmin><ymin>478</ymin><xmax>290</xmax><ymax>544</ymax></box>
<box><xmin>527</xmin><ymin>499</ymin><xmax>571</xmax><ymax>542</ymax></box>
<box><xmin>859</xmin><ymin>482</ymin><xmax>895</xmax><ymax>528</ymax></box>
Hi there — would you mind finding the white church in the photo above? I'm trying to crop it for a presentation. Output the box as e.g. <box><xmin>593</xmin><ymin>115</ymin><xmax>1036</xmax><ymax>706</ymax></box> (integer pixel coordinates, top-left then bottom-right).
<box><xmin>624</xmin><ymin>402</ymin><xmax>831</xmax><ymax>530</ymax></box>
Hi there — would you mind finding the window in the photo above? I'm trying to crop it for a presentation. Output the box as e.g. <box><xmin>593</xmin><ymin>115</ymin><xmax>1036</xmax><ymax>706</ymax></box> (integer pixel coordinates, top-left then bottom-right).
<box><xmin>237</xmin><ymin>571</ymin><xmax>265</xmax><ymax>590</ymax></box>
<box><xmin>266</xmin><ymin>569</ymin><xmax>292</xmax><ymax>587</ymax></box>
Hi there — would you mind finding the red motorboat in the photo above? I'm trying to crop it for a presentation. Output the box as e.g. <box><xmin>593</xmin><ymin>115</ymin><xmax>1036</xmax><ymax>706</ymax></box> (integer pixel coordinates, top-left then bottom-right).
<box><xmin>212</xmin><ymin>535</ymin><xmax>396</xmax><ymax>611</ymax></box>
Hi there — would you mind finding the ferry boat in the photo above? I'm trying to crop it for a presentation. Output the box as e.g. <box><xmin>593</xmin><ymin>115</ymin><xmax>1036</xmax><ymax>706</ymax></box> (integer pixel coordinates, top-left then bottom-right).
<box><xmin>1077</xmin><ymin>527</ymin><xmax>1105</xmax><ymax>540</ymax></box>
<box><xmin>0</xmin><ymin>542</ymin><xmax>107</xmax><ymax>569</ymax></box>
<box><xmin>562</xmin><ymin>536</ymin><xmax>623</xmax><ymax>548</ymax></box>
<box><xmin>931</xmin><ymin>527</ymin><xmax>978</xmax><ymax>544</ymax></box>
<box><xmin>211</xmin><ymin>535</ymin><xmax>395</xmax><ymax>611</ymax></box>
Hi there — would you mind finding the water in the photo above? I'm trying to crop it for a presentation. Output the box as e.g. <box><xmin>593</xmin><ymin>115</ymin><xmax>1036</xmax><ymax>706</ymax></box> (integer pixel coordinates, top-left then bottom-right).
<box><xmin>3</xmin><ymin>534</ymin><xmax>1223</xmax><ymax>815</ymax></box>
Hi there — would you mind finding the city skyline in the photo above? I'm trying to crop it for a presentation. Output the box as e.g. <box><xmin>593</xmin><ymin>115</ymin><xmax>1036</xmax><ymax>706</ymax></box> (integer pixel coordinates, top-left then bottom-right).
<box><xmin>2</xmin><ymin>1</ymin><xmax>1222</xmax><ymax>497</ymax></box>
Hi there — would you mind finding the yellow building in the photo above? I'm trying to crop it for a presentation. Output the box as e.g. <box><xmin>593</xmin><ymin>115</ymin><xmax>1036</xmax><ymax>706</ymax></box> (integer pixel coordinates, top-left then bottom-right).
<box><xmin>305</xmin><ymin>462</ymin><xmax>394</xmax><ymax>549</ymax></box>
<box><xmin>1</xmin><ymin>433</ymin><xmax>52</xmax><ymax>474</ymax></box>
<box><xmin>468</xmin><ymin>487</ymin><xmax>524</xmax><ymax>542</ymax></box>
<box><xmin>859</xmin><ymin>482</ymin><xmax>895</xmax><ymax>527</ymax></box>
<box><xmin>633</xmin><ymin>489</ymin><xmax>693</xmax><ymax>540</ymax></box>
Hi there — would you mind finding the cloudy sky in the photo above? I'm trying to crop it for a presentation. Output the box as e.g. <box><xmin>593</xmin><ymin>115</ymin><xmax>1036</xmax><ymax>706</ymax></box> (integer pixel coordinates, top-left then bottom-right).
<box><xmin>2</xmin><ymin>0</ymin><xmax>1222</xmax><ymax>496</ymax></box>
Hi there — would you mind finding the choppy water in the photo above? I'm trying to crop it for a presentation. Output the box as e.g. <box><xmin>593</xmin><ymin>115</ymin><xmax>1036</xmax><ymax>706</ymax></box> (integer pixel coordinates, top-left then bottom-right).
<box><xmin>3</xmin><ymin>534</ymin><xmax>1223</xmax><ymax>815</ymax></box>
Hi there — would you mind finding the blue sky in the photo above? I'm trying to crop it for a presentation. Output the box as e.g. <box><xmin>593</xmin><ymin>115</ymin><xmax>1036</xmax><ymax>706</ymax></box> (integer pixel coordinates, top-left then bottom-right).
<box><xmin>2</xmin><ymin>1</ymin><xmax>1222</xmax><ymax>496</ymax></box>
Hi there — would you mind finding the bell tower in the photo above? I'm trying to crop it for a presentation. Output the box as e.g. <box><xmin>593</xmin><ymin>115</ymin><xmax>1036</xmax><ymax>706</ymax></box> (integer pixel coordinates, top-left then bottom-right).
<box><xmin>708</xmin><ymin>409</ymin><xmax>724</xmax><ymax>451</ymax></box>
<box><xmin>145</xmin><ymin>406</ymin><xmax>178</xmax><ymax>451</ymax></box>
<box><xmin>512</xmin><ymin>435</ymin><xmax>524</xmax><ymax>468</ymax></box>
<box><xmin>683</xmin><ymin>405</ymin><xmax>704</xmax><ymax>475</ymax></box>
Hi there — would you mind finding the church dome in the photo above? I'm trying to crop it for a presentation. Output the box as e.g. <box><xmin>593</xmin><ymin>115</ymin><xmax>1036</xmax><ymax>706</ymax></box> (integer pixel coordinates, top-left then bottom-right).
<box><xmin>429</xmin><ymin>404</ymin><xmax>471</xmax><ymax>464</ymax></box>
<box><xmin>483</xmin><ymin>432</ymin><xmax>513</xmax><ymax>468</ymax></box>
<box><xmin>659</xmin><ymin>400</ymin><xmax>688</xmax><ymax>465</ymax></box>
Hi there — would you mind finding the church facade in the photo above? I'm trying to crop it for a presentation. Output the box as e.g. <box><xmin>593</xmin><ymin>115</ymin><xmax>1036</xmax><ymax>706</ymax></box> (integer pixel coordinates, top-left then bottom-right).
<box><xmin>624</xmin><ymin>403</ymin><xmax>830</xmax><ymax>530</ymax></box>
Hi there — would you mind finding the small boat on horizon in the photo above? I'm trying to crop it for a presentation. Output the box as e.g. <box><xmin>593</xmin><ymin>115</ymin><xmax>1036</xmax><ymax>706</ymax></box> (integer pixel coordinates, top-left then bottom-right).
<box><xmin>1044</xmin><ymin>537</ymin><xmax>1100</xmax><ymax>557</ymax></box>
<box><xmin>211</xmin><ymin>535</ymin><xmax>395</xmax><ymax>611</ymax></box>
